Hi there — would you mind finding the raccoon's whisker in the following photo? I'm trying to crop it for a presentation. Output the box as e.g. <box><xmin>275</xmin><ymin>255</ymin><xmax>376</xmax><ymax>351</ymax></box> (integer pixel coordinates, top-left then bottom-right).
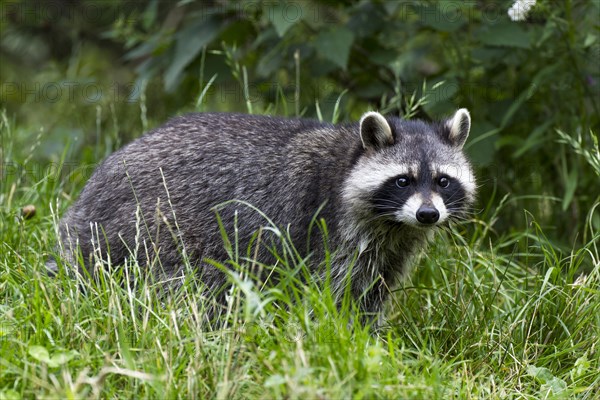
<box><xmin>446</xmin><ymin>204</ymin><xmax>479</xmax><ymax>213</ymax></box>
<box><xmin>448</xmin><ymin>208</ymin><xmax>479</xmax><ymax>216</ymax></box>
<box><xmin>446</xmin><ymin>213</ymin><xmax>471</xmax><ymax>223</ymax></box>
<box><xmin>364</xmin><ymin>212</ymin><xmax>399</xmax><ymax>224</ymax></box>
<box><xmin>446</xmin><ymin>209</ymin><xmax>469</xmax><ymax>216</ymax></box>
<box><xmin>372</xmin><ymin>206</ymin><xmax>401</xmax><ymax>212</ymax></box>
<box><xmin>446</xmin><ymin>195</ymin><xmax>467</xmax><ymax>204</ymax></box>
<box><xmin>445</xmin><ymin>207</ymin><xmax>464</xmax><ymax>215</ymax></box>
<box><xmin>444</xmin><ymin>193</ymin><xmax>467</xmax><ymax>205</ymax></box>
<box><xmin>372</xmin><ymin>198</ymin><xmax>404</xmax><ymax>207</ymax></box>
<box><xmin>445</xmin><ymin>201</ymin><xmax>472</xmax><ymax>213</ymax></box>
<box><xmin>461</xmin><ymin>205</ymin><xmax>485</xmax><ymax>214</ymax></box>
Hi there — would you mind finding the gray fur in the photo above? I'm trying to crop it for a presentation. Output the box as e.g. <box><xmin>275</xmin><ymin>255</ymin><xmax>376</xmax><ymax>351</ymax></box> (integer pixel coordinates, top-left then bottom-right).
<box><xmin>52</xmin><ymin>111</ymin><xmax>476</xmax><ymax>317</ymax></box>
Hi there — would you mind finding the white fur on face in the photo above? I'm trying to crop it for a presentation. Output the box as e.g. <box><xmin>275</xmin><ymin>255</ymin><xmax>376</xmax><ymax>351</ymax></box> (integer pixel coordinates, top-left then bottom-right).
<box><xmin>395</xmin><ymin>193</ymin><xmax>447</xmax><ymax>227</ymax></box>
<box><xmin>431</xmin><ymin>193</ymin><xmax>448</xmax><ymax>223</ymax></box>
<box><xmin>342</xmin><ymin>160</ymin><xmax>419</xmax><ymax>205</ymax></box>
<box><xmin>395</xmin><ymin>194</ymin><xmax>421</xmax><ymax>226</ymax></box>
<box><xmin>342</xmin><ymin>157</ymin><xmax>474</xmax><ymax>227</ymax></box>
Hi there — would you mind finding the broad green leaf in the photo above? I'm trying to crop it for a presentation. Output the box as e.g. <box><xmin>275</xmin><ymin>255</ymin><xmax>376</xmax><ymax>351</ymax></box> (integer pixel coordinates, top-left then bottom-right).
<box><xmin>142</xmin><ymin>0</ymin><xmax>159</xmax><ymax>31</ymax></box>
<box><xmin>348</xmin><ymin>3</ymin><xmax>386</xmax><ymax>38</ymax></box>
<box><xmin>527</xmin><ymin>365</ymin><xmax>555</xmax><ymax>384</ymax></box>
<box><xmin>471</xmin><ymin>48</ymin><xmax>508</xmax><ymax>63</ymax></box>
<box><xmin>383</xmin><ymin>1</ymin><xmax>400</xmax><ymax>15</ymax></box>
<box><xmin>28</xmin><ymin>345</ymin><xmax>51</xmax><ymax>364</ymax></box>
<box><xmin>465</xmin><ymin>120</ymin><xmax>498</xmax><ymax>166</ymax></box>
<box><xmin>479</xmin><ymin>21</ymin><xmax>532</xmax><ymax>49</ymax></box>
<box><xmin>540</xmin><ymin>378</ymin><xmax>567</xmax><ymax>396</ymax></box>
<box><xmin>315</xmin><ymin>28</ymin><xmax>354</xmax><ymax>70</ymax></box>
<box><xmin>28</xmin><ymin>346</ymin><xmax>79</xmax><ymax>368</ymax></box>
<box><xmin>417</xmin><ymin>4</ymin><xmax>466</xmax><ymax>32</ymax></box>
<box><xmin>271</xmin><ymin>3</ymin><xmax>301</xmax><ymax>37</ymax></box>
<box><xmin>124</xmin><ymin>34</ymin><xmax>163</xmax><ymax>60</ymax></box>
<box><xmin>0</xmin><ymin>389</ymin><xmax>20</xmax><ymax>400</ymax></box>
<box><xmin>584</xmin><ymin>33</ymin><xmax>597</xmax><ymax>48</ymax></box>
<box><xmin>256</xmin><ymin>43</ymin><xmax>285</xmax><ymax>78</ymax></box>
<box><xmin>570</xmin><ymin>355</ymin><xmax>590</xmax><ymax>380</ymax></box>
<box><xmin>164</xmin><ymin>16</ymin><xmax>225</xmax><ymax>91</ymax></box>
<box><xmin>48</xmin><ymin>350</ymin><xmax>79</xmax><ymax>368</ymax></box>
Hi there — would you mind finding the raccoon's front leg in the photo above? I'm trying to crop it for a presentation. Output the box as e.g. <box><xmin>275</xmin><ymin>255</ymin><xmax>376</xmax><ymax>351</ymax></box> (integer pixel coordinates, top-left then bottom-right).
<box><xmin>354</xmin><ymin>280</ymin><xmax>388</xmax><ymax>322</ymax></box>
<box><xmin>328</xmin><ymin>252</ymin><xmax>383</xmax><ymax>316</ymax></box>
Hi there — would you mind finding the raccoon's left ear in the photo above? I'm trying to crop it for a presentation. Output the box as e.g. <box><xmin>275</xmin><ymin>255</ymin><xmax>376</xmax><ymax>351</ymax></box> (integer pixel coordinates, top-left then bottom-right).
<box><xmin>360</xmin><ymin>111</ymin><xmax>394</xmax><ymax>150</ymax></box>
<box><xmin>446</xmin><ymin>108</ymin><xmax>471</xmax><ymax>148</ymax></box>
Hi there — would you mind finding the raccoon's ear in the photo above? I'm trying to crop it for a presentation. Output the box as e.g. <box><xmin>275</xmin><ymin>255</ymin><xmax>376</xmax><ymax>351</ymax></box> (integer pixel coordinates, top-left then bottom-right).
<box><xmin>360</xmin><ymin>111</ymin><xmax>394</xmax><ymax>150</ymax></box>
<box><xmin>446</xmin><ymin>108</ymin><xmax>471</xmax><ymax>148</ymax></box>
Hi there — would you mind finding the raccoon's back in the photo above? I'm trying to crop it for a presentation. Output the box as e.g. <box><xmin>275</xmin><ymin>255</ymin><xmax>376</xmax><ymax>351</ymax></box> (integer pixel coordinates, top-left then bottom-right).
<box><xmin>57</xmin><ymin>113</ymin><xmax>340</xmax><ymax>270</ymax></box>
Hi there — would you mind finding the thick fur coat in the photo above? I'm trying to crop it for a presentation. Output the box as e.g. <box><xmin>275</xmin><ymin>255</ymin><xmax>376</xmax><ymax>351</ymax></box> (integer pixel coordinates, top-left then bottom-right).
<box><xmin>51</xmin><ymin>111</ymin><xmax>475</xmax><ymax>315</ymax></box>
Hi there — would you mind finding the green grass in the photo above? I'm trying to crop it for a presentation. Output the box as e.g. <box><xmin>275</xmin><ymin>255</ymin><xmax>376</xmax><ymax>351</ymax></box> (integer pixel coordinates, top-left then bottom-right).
<box><xmin>1</xmin><ymin>110</ymin><xmax>599</xmax><ymax>399</ymax></box>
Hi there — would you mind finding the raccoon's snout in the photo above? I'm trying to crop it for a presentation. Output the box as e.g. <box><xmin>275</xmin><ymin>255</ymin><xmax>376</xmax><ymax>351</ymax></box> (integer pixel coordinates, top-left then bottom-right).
<box><xmin>416</xmin><ymin>205</ymin><xmax>440</xmax><ymax>225</ymax></box>
<box><xmin>395</xmin><ymin>194</ymin><xmax>446</xmax><ymax>227</ymax></box>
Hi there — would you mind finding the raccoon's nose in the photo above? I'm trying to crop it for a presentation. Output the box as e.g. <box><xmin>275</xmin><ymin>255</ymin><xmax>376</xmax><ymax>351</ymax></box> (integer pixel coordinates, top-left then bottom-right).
<box><xmin>416</xmin><ymin>206</ymin><xmax>440</xmax><ymax>225</ymax></box>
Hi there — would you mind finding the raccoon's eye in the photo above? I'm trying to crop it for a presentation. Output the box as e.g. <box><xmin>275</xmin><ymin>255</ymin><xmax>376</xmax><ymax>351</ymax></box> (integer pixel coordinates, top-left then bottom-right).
<box><xmin>396</xmin><ymin>176</ymin><xmax>410</xmax><ymax>188</ymax></box>
<box><xmin>438</xmin><ymin>177</ymin><xmax>450</xmax><ymax>188</ymax></box>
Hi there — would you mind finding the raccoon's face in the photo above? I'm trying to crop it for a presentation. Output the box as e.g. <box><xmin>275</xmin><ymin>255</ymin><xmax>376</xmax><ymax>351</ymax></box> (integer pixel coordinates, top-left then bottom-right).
<box><xmin>343</xmin><ymin>109</ymin><xmax>476</xmax><ymax>229</ymax></box>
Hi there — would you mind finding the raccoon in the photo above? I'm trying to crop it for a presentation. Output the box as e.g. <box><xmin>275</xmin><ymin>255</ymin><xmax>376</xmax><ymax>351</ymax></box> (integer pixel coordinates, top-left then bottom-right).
<box><xmin>49</xmin><ymin>110</ymin><xmax>476</xmax><ymax>317</ymax></box>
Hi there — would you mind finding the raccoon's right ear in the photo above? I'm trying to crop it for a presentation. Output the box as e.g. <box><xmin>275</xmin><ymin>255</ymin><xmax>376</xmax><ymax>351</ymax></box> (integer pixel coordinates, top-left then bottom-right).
<box><xmin>360</xmin><ymin>111</ymin><xmax>394</xmax><ymax>150</ymax></box>
<box><xmin>446</xmin><ymin>108</ymin><xmax>471</xmax><ymax>148</ymax></box>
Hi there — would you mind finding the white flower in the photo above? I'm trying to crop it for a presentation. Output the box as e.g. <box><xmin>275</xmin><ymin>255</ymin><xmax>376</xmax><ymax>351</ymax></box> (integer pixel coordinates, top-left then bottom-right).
<box><xmin>508</xmin><ymin>0</ymin><xmax>536</xmax><ymax>21</ymax></box>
